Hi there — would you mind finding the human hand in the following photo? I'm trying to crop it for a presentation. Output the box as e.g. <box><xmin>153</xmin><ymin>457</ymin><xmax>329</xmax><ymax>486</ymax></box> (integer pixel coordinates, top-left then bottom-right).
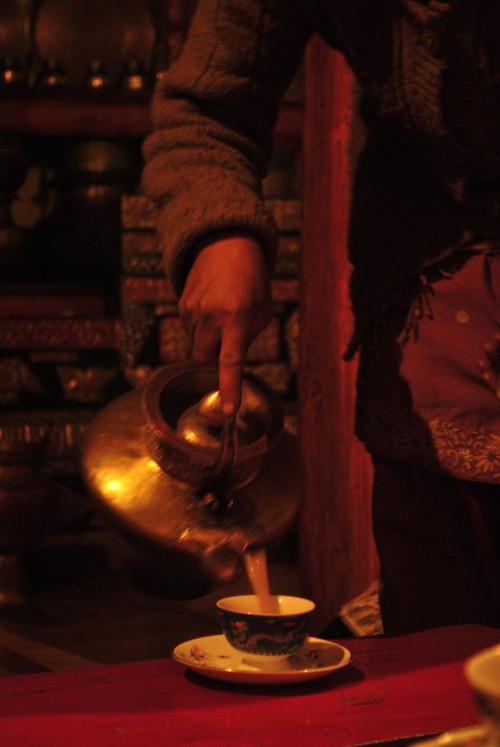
<box><xmin>179</xmin><ymin>236</ymin><xmax>272</xmax><ymax>414</ymax></box>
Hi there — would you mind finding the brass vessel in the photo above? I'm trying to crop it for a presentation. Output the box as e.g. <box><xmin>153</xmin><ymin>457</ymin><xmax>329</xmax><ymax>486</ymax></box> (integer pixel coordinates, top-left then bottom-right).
<box><xmin>81</xmin><ymin>363</ymin><xmax>301</xmax><ymax>599</ymax></box>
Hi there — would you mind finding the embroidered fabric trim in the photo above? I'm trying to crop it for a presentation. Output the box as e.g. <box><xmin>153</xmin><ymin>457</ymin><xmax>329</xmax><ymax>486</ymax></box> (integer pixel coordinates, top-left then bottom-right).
<box><xmin>362</xmin><ymin>412</ymin><xmax>500</xmax><ymax>483</ymax></box>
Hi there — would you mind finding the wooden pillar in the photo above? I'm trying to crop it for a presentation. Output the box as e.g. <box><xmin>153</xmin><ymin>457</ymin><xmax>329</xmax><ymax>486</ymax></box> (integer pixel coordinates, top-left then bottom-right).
<box><xmin>298</xmin><ymin>36</ymin><xmax>378</xmax><ymax>632</ymax></box>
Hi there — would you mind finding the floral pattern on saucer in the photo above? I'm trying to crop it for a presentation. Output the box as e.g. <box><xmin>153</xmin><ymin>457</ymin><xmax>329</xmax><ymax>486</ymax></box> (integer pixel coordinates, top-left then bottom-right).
<box><xmin>288</xmin><ymin>643</ymin><xmax>340</xmax><ymax>670</ymax></box>
<box><xmin>181</xmin><ymin>642</ymin><xmax>238</xmax><ymax>670</ymax></box>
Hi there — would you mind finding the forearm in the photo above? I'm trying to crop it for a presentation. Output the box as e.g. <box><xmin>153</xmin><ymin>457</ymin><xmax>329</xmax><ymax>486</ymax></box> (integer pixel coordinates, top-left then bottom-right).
<box><xmin>142</xmin><ymin>0</ymin><xmax>312</xmax><ymax>294</ymax></box>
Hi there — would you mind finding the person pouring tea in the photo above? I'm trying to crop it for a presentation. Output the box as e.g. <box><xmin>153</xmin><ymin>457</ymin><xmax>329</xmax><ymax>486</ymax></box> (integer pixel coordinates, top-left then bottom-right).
<box><xmin>142</xmin><ymin>0</ymin><xmax>500</xmax><ymax>634</ymax></box>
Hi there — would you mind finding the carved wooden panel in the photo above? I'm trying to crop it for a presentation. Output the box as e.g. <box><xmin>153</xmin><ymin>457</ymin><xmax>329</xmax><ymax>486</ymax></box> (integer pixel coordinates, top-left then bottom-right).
<box><xmin>298</xmin><ymin>36</ymin><xmax>378</xmax><ymax>632</ymax></box>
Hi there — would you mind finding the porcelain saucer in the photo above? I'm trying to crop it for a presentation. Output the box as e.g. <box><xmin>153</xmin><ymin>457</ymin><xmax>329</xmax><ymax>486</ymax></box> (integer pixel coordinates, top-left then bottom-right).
<box><xmin>172</xmin><ymin>635</ymin><xmax>351</xmax><ymax>686</ymax></box>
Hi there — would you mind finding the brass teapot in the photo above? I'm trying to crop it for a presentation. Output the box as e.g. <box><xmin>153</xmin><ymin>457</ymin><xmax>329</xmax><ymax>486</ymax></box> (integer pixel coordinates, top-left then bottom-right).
<box><xmin>81</xmin><ymin>362</ymin><xmax>301</xmax><ymax>598</ymax></box>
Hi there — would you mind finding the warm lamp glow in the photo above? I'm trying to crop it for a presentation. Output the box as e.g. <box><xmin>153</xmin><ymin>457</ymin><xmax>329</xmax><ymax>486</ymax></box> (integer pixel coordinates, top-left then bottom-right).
<box><xmin>104</xmin><ymin>479</ymin><xmax>122</xmax><ymax>494</ymax></box>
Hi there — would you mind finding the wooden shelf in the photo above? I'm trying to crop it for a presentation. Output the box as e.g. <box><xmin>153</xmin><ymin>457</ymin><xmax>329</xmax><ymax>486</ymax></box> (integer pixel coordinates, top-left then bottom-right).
<box><xmin>0</xmin><ymin>89</ymin><xmax>153</xmax><ymax>139</ymax></box>
<box><xmin>0</xmin><ymin>89</ymin><xmax>303</xmax><ymax>143</ymax></box>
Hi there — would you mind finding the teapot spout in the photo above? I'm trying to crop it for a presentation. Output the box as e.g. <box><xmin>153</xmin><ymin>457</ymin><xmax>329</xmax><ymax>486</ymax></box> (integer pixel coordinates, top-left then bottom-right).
<box><xmin>201</xmin><ymin>533</ymin><xmax>251</xmax><ymax>584</ymax></box>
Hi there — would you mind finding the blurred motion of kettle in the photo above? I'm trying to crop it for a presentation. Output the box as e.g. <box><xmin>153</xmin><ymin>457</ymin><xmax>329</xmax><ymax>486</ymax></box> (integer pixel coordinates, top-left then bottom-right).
<box><xmin>81</xmin><ymin>362</ymin><xmax>301</xmax><ymax>599</ymax></box>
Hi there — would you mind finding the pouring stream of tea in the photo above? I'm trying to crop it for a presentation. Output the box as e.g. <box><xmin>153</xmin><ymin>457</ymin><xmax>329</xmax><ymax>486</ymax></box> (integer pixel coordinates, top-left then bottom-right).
<box><xmin>243</xmin><ymin>546</ymin><xmax>281</xmax><ymax>614</ymax></box>
<box><xmin>205</xmin><ymin>398</ymin><xmax>280</xmax><ymax>614</ymax></box>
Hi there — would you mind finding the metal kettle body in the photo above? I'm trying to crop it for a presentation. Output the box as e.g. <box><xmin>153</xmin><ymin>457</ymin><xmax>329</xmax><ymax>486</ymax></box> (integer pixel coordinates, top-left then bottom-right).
<box><xmin>81</xmin><ymin>363</ymin><xmax>301</xmax><ymax>599</ymax></box>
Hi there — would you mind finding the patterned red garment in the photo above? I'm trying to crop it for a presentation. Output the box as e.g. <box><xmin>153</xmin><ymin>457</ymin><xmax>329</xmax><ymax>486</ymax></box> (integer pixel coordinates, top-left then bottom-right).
<box><xmin>357</xmin><ymin>251</ymin><xmax>500</xmax><ymax>483</ymax></box>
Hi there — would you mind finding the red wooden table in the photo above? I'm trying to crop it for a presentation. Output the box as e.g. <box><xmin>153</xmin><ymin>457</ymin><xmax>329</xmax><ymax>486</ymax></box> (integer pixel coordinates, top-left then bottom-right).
<box><xmin>0</xmin><ymin>624</ymin><xmax>498</xmax><ymax>747</ymax></box>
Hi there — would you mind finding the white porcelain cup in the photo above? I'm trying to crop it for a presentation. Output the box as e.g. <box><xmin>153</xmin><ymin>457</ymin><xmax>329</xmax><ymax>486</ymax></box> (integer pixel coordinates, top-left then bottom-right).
<box><xmin>465</xmin><ymin>645</ymin><xmax>500</xmax><ymax>747</ymax></box>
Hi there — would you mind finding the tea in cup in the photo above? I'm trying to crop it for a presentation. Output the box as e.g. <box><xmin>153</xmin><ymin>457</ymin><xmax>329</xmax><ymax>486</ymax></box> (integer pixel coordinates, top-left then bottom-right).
<box><xmin>216</xmin><ymin>594</ymin><xmax>315</xmax><ymax>670</ymax></box>
<box><xmin>465</xmin><ymin>644</ymin><xmax>500</xmax><ymax>747</ymax></box>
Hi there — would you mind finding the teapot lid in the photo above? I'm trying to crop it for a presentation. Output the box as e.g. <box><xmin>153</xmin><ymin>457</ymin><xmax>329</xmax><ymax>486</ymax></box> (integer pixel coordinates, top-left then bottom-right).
<box><xmin>142</xmin><ymin>362</ymin><xmax>284</xmax><ymax>462</ymax></box>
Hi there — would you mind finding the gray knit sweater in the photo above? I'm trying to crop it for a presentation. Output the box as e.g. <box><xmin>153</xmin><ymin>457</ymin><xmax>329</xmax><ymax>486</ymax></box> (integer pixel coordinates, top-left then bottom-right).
<box><xmin>142</xmin><ymin>0</ymin><xmax>500</xmax><ymax>355</ymax></box>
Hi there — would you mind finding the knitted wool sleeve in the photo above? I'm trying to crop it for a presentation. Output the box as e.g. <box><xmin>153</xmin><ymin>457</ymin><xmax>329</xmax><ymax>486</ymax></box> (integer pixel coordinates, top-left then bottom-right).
<box><xmin>141</xmin><ymin>0</ymin><xmax>313</xmax><ymax>296</ymax></box>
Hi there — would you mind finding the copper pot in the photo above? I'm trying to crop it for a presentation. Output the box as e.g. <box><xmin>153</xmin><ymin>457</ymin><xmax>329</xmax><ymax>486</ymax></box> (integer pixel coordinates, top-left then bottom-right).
<box><xmin>81</xmin><ymin>362</ymin><xmax>301</xmax><ymax>598</ymax></box>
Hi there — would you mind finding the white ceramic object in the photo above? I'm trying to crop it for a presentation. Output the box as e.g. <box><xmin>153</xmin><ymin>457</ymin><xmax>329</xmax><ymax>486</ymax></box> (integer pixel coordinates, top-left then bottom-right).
<box><xmin>409</xmin><ymin>725</ymin><xmax>486</xmax><ymax>747</ymax></box>
<box><xmin>172</xmin><ymin>634</ymin><xmax>351</xmax><ymax>686</ymax></box>
<box><xmin>465</xmin><ymin>645</ymin><xmax>500</xmax><ymax>747</ymax></box>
